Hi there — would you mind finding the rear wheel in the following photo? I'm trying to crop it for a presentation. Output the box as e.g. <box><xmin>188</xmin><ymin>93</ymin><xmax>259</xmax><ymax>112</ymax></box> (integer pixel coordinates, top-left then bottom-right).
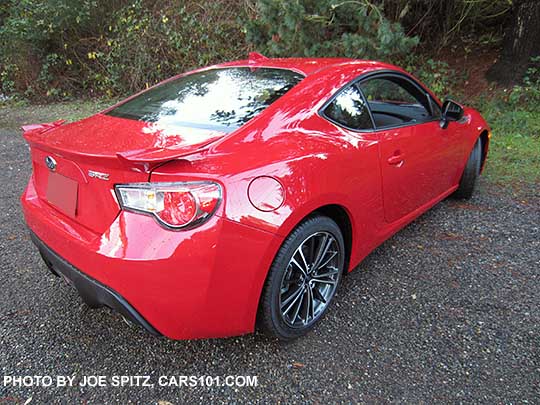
<box><xmin>258</xmin><ymin>215</ymin><xmax>345</xmax><ymax>340</ymax></box>
<box><xmin>453</xmin><ymin>138</ymin><xmax>482</xmax><ymax>199</ymax></box>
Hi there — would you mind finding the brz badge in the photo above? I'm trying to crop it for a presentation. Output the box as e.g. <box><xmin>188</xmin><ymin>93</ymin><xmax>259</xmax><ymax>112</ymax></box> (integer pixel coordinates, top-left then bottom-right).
<box><xmin>88</xmin><ymin>170</ymin><xmax>110</xmax><ymax>181</ymax></box>
<box><xmin>45</xmin><ymin>156</ymin><xmax>57</xmax><ymax>171</ymax></box>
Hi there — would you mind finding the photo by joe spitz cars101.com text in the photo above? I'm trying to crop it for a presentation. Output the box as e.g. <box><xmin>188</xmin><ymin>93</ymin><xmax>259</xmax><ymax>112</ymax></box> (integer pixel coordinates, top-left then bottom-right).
<box><xmin>20</xmin><ymin>52</ymin><xmax>490</xmax><ymax>340</ymax></box>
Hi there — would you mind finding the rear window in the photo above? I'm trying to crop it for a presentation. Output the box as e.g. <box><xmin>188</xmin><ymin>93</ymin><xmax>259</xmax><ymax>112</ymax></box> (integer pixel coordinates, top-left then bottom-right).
<box><xmin>107</xmin><ymin>67</ymin><xmax>304</xmax><ymax>133</ymax></box>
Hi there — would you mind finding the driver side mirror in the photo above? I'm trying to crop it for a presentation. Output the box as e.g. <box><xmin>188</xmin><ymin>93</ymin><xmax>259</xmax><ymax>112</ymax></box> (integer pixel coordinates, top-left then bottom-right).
<box><xmin>440</xmin><ymin>99</ymin><xmax>464</xmax><ymax>129</ymax></box>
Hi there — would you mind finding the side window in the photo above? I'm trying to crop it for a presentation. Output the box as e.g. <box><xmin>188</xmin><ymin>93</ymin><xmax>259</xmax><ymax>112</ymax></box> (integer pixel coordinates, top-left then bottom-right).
<box><xmin>323</xmin><ymin>85</ymin><xmax>373</xmax><ymax>130</ymax></box>
<box><xmin>359</xmin><ymin>77</ymin><xmax>432</xmax><ymax>128</ymax></box>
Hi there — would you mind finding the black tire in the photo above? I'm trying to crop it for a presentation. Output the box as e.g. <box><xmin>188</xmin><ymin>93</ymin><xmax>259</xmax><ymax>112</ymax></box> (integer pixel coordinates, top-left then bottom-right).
<box><xmin>453</xmin><ymin>138</ymin><xmax>482</xmax><ymax>199</ymax></box>
<box><xmin>257</xmin><ymin>215</ymin><xmax>345</xmax><ymax>340</ymax></box>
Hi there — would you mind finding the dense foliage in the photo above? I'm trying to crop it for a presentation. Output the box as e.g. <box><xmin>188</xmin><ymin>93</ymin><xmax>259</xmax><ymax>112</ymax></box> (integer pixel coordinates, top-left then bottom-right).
<box><xmin>0</xmin><ymin>0</ymin><xmax>531</xmax><ymax>101</ymax></box>
<box><xmin>0</xmin><ymin>0</ymin><xmax>251</xmax><ymax>99</ymax></box>
<box><xmin>245</xmin><ymin>0</ymin><xmax>417</xmax><ymax>59</ymax></box>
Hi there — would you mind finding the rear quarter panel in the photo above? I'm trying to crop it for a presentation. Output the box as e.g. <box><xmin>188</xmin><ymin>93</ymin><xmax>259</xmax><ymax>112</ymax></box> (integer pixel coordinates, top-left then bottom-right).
<box><xmin>152</xmin><ymin>112</ymin><xmax>386</xmax><ymax>272</ymax></box>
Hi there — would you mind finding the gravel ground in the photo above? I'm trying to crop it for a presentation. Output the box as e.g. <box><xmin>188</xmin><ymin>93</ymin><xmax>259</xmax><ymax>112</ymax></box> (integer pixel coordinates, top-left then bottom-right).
<box><xmin>1</xmin><ymin>121</ymin><xmax>539</xmax><ymax>404</ymax></box>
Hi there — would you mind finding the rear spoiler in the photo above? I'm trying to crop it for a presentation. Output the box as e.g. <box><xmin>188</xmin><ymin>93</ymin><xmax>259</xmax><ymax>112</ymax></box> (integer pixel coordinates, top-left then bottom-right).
<box><xmin>115</xmin><ymin>134</ymin><xmax>223</xmax><ymax>164</ymax></box>
<box><xmin>22</xmin><ymin>121</ymin><xmax>221</xmax><ymax>172</ymax></box>
<box><xmin>21</xmin><ymin>120</ymin><xmax>66</xmax><ymax>134</ymax></box>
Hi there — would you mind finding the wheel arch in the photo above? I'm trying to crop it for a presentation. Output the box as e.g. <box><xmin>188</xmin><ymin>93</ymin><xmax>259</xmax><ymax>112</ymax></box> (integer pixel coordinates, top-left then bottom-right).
<box><xmin>275</xmin><ymin>202</ymin><xmax>354</xmax><ymax>275</ymax></box>
<box><xmin>312</xmin><ymin>204</ymin><xmax>353</xmax><ymax>274</ymax></box>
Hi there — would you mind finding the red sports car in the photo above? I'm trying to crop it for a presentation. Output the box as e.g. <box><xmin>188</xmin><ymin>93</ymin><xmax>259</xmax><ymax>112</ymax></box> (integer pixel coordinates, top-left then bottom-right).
<box><xmin>21</xmin><ymin>53</ymin><xmax>490</xmax><ymax>340</ymax></box>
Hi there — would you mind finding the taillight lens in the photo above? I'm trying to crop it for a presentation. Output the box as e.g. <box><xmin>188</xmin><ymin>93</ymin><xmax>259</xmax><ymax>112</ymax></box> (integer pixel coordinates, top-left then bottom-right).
<box><xmin>115</xmin><ymin>182</ymin><xmax>222</xmax><ymax>230</ymax></box>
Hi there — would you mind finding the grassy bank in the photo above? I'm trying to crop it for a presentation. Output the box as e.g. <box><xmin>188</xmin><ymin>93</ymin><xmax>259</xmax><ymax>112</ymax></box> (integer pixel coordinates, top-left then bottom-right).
<box><xmin>0</xmin><ymin>99</ymin><xmax>116</xmax><ymax>130</ymax></box>
<box><xmin>480</xmin><ymin>101</ymin><xmax>540</xmax><ymax>184</ymax></box>
<box><xmin>1</xmin><ymin>97</ymin><xmax>538</xmax><ymax>184</ymax></box>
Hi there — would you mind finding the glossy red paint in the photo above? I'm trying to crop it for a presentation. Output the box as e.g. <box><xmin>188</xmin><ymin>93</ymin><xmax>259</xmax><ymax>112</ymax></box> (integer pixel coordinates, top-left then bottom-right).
<box><xmin>20</xmin><ymin>56</ymin><xmax>490</xmax><ymax>339</ymax></box>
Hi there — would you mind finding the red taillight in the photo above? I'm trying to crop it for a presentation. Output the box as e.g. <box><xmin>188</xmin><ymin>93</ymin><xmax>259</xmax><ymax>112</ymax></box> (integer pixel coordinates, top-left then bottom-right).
<box><xmin>158</xmin><ymin>191</ymin><xmax>197</xmax><ymax>226</ymax></box>
<box><xmin>115</xmin><ymin>182</ymin><xmax>222</xmax><ymax>230</ymax></box>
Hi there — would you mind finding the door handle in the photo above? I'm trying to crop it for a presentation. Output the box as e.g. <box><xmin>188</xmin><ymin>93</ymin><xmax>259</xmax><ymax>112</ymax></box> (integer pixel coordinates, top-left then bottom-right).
<box><xmin>387</xmin><ymin>154</ymin><xmax>405</xmax><ymax>166</ymax></box>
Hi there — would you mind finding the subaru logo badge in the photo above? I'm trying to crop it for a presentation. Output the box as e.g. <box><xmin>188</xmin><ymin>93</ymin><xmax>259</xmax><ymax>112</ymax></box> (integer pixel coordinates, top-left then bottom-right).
<box><xmin>45</xmin><ymin>156</ymin><xmax>57</xmax><ymax>172</ymax></box>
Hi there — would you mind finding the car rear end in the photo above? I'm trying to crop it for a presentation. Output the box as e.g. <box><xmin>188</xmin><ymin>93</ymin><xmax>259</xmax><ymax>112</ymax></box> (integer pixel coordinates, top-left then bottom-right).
<box><xmin>21</xmin><ymin>130</ymin><xmax>283</xmax><ymax>339</ymax></box>
<box><xmin>20</xmin><ymin>65</ymin><xmax>303</xmax><ymax>339</ymax></box>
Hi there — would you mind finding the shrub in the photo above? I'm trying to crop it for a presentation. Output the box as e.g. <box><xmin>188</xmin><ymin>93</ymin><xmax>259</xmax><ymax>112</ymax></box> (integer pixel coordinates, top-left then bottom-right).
<box><xmin>245</xmin><ymin>0</ymin><xmax>418</xmax><ymax>60</ymax></box>
<box><xmin>508</xmin><ymin>56</ymin><xmax>540</xmax><ymax>106</ymax></box>
<box><xmin>403</xmin><ymin>57</ymin><xmax>462</xmax><ymax>100</ymax></box>
<box><xmin>0</xmin><ymin>0</ymin><xmax>114</xmax><ymax>99</ymax></box>
<box><xmin>99</xmin><ymin>0</ymin><xmax>251</xmax><ymax>95</ymax></box>
<box><xmin>0</xmin><ymin>0</ymin><xmax>251</xmax><ymax>100</ymax></box>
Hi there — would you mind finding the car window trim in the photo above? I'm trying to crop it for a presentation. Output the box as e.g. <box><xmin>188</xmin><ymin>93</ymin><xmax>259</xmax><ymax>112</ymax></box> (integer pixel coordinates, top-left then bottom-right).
<box><xmin>318</xmin><ymin>84</ymin><xmax>376</xmax><ymax>132</ymax></box>
<box><xmin>357</xmin><ymin>72</ymin><xmax>437</xmax><ymax>129</ymax></box>
<box><xmin>356</xmin><ymin>70</ymin><xmax>442</xmax><ymax>109</ymax></box>
<box><xmin>318</xmin><ymin>69</ymin><xmax>442</xmax><ymax>133</ymax></box>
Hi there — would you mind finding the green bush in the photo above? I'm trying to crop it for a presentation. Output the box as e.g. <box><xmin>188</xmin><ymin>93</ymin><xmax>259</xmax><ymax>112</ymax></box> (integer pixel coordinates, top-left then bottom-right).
<box><xmin>0</xmin><ymin>0</ymin><xmax>251</xmax><ymax>100</ymax></box>
<box><xmin>0</xmin><ymin>0</ymin><xmax>113</xmax><ymax>99</ymax></box>
<box><xmin>403</xmin><ymin>57</ymin><xmax>463</xmax><ymax>100</ymax></box>
<box><xmin>508</xmin><ymin>57</ymin><xmax>540</xmax><ymax>106</ymax></box>
<box><xmin>246</xmin><ymin>0</ymin><xmax>418</xmax><ymax>60</ymax></box>
<box><xmin>99</xmin><ymin>0</ymin><xmax>250</xmax><ymax>96</ymax></box>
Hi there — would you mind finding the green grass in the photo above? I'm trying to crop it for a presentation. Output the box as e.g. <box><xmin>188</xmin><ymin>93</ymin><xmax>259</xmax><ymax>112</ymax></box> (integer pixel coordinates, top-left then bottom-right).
<box><xmin>1</xmin><ymin>96</ymin><xmax>539</xmax><ymax>185</ymax></box>
<box><xmin>0</xmin><ymin>98</ymin><xmax>117</xmax><ymax>131</ymax></box>
<box><xmin>480</xmin><ymin>101</ymin><xmax>540</xmax><ymax>184</ymax></box>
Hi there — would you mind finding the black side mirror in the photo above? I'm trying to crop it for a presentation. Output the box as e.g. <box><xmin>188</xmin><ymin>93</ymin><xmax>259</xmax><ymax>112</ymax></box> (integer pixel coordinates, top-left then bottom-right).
<box><xmin>440</xmin><ymin>99</ymin><xmax>464</xmax><ymax>129</ymax></box>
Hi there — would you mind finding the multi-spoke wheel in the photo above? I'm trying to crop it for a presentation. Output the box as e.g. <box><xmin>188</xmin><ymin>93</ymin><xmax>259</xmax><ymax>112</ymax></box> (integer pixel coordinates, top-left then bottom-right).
<box><xmin>258</xmin><ymin>215</ymin><xmax>345</xmax><ymax>340</ymax></box>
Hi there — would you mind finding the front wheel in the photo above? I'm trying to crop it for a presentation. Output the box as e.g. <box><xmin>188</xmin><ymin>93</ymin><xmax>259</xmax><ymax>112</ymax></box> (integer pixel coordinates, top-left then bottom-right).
<box><xmin>257</xmin><ymin>215</ymin><xmax>345</xmax><ymax>340</ymax></box>
<box><xmin>453</xmin><ymin>138</ymin><xmax>482</xmax><ymax>199</ymax></box>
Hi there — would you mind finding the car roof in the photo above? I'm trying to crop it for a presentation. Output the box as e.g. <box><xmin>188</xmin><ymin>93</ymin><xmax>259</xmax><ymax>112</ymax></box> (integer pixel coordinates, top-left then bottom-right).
<box><xmin>217</xmin><ymin>54</ymin><xmax>443</xmax><ymax>107</ymax></box>
<box><xmin>216</xmin><ymin>53</ymin><xmax>404</xmax><ymax>77</ymax></box>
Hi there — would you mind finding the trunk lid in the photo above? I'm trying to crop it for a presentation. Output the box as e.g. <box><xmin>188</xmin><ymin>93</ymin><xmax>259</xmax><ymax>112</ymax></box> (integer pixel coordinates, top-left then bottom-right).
<box><xmin>23</xmin><ymin>114</ymin><xmax>226</xmax><ymax>234</ymax></box>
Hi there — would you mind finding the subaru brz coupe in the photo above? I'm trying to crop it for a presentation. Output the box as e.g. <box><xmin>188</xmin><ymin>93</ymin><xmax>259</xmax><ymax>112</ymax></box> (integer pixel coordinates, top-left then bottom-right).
<box><xmin>21</xmin><ymin>53</ymin><xmax>490</xmax><ymax>340</ymax></box>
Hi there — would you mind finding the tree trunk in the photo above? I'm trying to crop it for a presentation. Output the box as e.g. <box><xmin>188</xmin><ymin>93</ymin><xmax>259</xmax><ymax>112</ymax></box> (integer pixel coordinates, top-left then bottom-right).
<box><xmin>487</xmin><ymin>0</ymin><xmax>540</xmax><ymax>85</ymax></box>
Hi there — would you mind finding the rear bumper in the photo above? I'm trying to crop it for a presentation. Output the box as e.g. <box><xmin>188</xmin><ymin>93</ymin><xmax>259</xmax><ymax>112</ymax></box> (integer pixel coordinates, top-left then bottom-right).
<box><xmin>21</xmin><ymin>175</ymin><xmax>283</xmax><ymax>339</ymax></box>
<box><xmin>31</xmin><ymin>231</ymin><xmax>161</xmax><ymax>336</ymax></box>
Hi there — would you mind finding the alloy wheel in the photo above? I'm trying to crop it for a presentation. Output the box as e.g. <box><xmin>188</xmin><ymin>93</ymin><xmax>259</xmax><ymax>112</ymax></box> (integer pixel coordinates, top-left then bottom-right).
<box><xmin>279</xmin><ymin>231</ymin><xmax>342</xmax><ymax>328</ymax></box>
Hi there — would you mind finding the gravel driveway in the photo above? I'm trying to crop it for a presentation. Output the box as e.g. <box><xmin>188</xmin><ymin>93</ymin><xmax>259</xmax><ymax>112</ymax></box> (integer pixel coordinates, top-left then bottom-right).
<box><xmin>1</xmin><ymin>120</ymin><xmax>539</xmax><ymax>403</ymax></box>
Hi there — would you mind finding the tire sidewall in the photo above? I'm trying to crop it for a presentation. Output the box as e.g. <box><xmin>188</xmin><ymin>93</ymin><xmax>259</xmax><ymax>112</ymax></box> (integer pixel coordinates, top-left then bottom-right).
<box><xmin>454</xmin><ymin>137</ymin><xmax>482</xmax><ymax>199</ymax></box>
<box><xmin>471</xmin><ymin>138</ymin><xmax>482</xmax><ymax>175</ymax></box>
